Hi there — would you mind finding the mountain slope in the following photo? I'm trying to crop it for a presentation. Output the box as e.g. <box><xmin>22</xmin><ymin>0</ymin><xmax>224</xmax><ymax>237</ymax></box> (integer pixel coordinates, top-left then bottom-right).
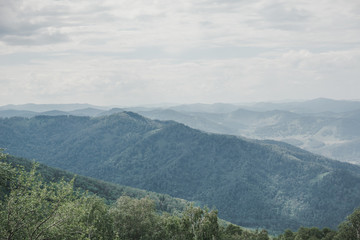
<box><xmin>1</xmin><ymin>113</ymin><xmax>360</xmax><ymax>232</ymax></box>
<box><xmin>1</xmin><ymin>154</ymin><xmax>188</xmax><ymax>213</ymax></box>
<box><xmin>138</xmin><ymin>107</ymin><xmax>360</xmax><ymax>164</ymax></box>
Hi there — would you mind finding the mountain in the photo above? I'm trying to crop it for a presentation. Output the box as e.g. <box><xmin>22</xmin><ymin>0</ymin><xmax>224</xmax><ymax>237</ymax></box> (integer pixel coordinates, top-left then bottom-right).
<box><xmin>3</xmin><ymin>100</ymin><xmax>360</xmax><ymax>165</ymax></box>
<box><xmin>0</xmin><ymin>108</ymin><xmax>105</xmax><ymax>118</ymax></box>
<box><xmin>169</xmin><ymin>103</ymin><xmax>240</xmax><ymax>113</ymax></box>
<box><xmin>68</xmin><ymin>107</ymin><xmax>105</xmax><ymax>116</ymax></box>
<box><xmin>243</xmin><ymin>98</ymin><xmax>360</xmax><ymax>113</ymax></box>
<box><xmin>0</xmin><ymin>103</ymin><xmax>108</xmax><ymax>112</ymax></box>
<box><xmin>0</xmin><ymin>109</ymin><xmax>38</xmax><ymax>118</ymax></box>
<box><xmin>137</xmin><ymin>107</ymin><xmax>360</xmax><ymax>164</ymax></box>
<box><xmin>1</xmin><ymin>112</ymin><xmax>360</xmax><ymax>232</ymax></box>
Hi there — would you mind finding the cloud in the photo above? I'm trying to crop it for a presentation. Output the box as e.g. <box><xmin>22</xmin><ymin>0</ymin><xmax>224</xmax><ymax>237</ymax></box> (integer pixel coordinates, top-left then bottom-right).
<box><xmin>1</xmin><ymin>47</ymin><xmax>359</xmax><ymax>105</ymax></box>
<box><xmin>0</xmin><ymin>0</ymin><xmax>359</xmax><ymax>105</ymax></box>
<box><xmin>2</xmin><ymin>30</ymin><xmax>69</xmax><ymax>46</ymax></box>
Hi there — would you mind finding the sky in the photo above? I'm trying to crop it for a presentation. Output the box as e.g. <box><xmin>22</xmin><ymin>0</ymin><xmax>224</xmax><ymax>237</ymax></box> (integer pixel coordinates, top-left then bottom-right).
<box><xmin>0</xmin><ymin>0</ymin><xmax>360</xmax><ymax>107</ymax></box>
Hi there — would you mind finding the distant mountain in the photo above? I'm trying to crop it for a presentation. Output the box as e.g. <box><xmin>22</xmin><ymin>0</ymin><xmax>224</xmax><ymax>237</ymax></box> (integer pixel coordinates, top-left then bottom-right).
<box><xmin>68</xmin><ymin>108</ymin><xmax>105</xmax><ymax>116</ymax></box>
<box><xmin>0</xmin><ymin>109</ymin><xmax>38</xmax><ymax>118</ymax></box>
<box><xmin>2</xmin><ymin>99</ymin><xmax>360</xmax><ymax>164</ymax></box>
<box><xmin>0</xmin><ymin>103</ymin><xmax>108</xmax><ymax>112</ymax></box>
<box><xmin>97</xmin><ymin>108</ymin><xmax>125</xmax><ymax>116</ymax></box>
<box><xmin>39</xmin><ymin>110</ymin><xmax>70</xmax><ymax>116</ymax></box>
<box><xmin>169</xmin><ymin>103</ymin><xmax>240</xmax><ymax>113</ymax></box>
<box><xmin>244</xmin><ymin>98</ymin><xmax>360</xmax><ymax>113</ymax></box>
<box><xmin>138</xmin><ymin>106</ymin><xmax>360</xmax><ymax>164</ymax></box>
<box><xmin>0</xmin><ymin>108</ymin><xmax>105</xmax><ymax>118</ymax></box>
<box><xmin>1</xmin><ymin>113</ymin><xmax>360</xmax><ymax>232</ymax></box>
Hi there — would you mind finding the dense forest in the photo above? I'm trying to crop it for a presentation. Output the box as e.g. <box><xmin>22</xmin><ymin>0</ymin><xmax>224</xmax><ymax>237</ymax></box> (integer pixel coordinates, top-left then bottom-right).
<box><xmin>1</xmin><ymin>113</ymin><xmax>360</xmax><ymax>232</ymax></box>
<box><xmin>1</xmin><ymin>154</ymin><xmax>188</xmax><ymax>214</ymax></box>
<box><xmin>1</xmin><ymin>151</ymin><xmax>360</xmax><ymax>239</ymax></box>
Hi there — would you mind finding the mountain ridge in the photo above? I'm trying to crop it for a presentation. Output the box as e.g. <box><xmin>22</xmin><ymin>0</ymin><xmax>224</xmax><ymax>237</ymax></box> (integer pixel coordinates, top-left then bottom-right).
<box><xmin>1</xmin><ymin>112</ymin><xmax>360</xmax><ymax>232</ymax></box>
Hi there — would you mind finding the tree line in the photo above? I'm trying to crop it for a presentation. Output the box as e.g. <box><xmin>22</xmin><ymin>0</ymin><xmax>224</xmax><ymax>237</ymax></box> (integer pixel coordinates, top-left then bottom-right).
<box><xmin>0</xmin><ymin>150</ymin><xmax>359</xmax><ymax>240</ymax></box>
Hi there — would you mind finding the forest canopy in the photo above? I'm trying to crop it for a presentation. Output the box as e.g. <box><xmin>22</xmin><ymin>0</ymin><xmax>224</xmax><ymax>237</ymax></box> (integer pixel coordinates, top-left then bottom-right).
<box><xmin>1</xmin><ymin>152</ymin><xmax>360</xmax><ymax>239</ymax></box>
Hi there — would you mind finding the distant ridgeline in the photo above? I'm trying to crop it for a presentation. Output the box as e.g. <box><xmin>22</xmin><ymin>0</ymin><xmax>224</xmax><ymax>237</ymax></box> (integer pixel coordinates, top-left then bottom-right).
<box><xmin>2</xmin><ymin>99</ymin><xmax>360</xmax><ymax>164</ymax></box>
<box><xmin>1</xmin><ymin>112</ymin><xmax>360</xmax><ymax>232</ymax></box>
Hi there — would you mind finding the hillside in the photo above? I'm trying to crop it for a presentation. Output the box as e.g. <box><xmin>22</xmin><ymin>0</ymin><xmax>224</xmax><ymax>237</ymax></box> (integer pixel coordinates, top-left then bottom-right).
<box><xmin>1</xmin><ymin>154</ymin><xmax>188</xmax><ymax>214</ymax></box>
<box><xmin>2</xmin><ymin>99</ymin><xmax>360</xmax><ymax>164</ymax></box>
<box><xmin>137</xmin><ymin>106</ymin><xmax>360</xmax><ymax>164</ymax></box>
<box><xmin>1</xmin><ymin>112</ymin><xmax>360</xmax><ymax>232</ymax></box>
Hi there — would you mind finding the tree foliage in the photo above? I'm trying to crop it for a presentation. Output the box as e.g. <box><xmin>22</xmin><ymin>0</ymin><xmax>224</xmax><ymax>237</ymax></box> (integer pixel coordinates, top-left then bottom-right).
<box><xmin>0</xmin><ymin>159</ymin><xmax>275</xmax><ymax>240</ymax></box>
<box><xmin>2</xmin><ymin>155</ymin><xmax>360</xmax><ymax>240</ymax></box>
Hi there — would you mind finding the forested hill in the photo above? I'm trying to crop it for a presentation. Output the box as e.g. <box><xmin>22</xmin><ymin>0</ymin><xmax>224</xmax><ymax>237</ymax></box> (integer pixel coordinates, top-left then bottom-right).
<box><xmin>1</xmin><ymin>154</ymin><xmax>188</xmax><ymax>213</ymax></box>
<box><xmin>1</xmin><ymin>112</ymin><xmax>360</xmax><ymax>232</ymax></box>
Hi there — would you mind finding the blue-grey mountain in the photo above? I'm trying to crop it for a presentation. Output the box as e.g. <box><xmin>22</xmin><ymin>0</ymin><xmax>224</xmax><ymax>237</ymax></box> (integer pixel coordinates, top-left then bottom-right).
<box><xmin>1</xmin><ymin>112</ymin><xmax>360</xmax><ymax>232</ymax></box>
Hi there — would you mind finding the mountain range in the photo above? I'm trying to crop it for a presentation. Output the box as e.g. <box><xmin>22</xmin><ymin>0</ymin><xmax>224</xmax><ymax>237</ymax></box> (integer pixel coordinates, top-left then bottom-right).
<box><xmin>1</xmin><ymin>98</ymin><xmax>360</xmax><ymax>164</ymax></box>
<box><xmin>1</xmin><ymin>112</ymin><xmax>360</xmax><ymax>232</ymax></box>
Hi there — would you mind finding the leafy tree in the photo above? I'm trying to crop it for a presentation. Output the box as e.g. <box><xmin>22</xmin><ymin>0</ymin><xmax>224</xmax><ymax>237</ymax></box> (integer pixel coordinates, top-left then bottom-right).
<box><xmin>335</xmin><ymin>207</ymin><xmax>360</xmax><ymax>240</ymax></box>
<box><xmin>110</xmin><ymin>196</ymin><xmax>161</xmax><ymax>240</ymax></box>
<box><xmin>278</xmin><ymin>229</ymin><xmax>295</xmax><ymax>240</ymax></box>
<box><xmin>161</xmin><ymin>213</ymin><xmax>184</xmax><ymax>240</ymax></box>
<box><xmin>47</xmin><ymin>195</ymin><xmax>115</xmax><ymax>239</ymax></box>
<box><xmin>181</xmin><ymin>205</ymin><xmax>220</xmax><ymax>240</ymax></box>
<box><xmin>0</xmin><ymin>150</ymin><xmax>14</xmax><ymax>190</ymax></box>
<box><xmin>256</xmin><ymin>229</ymin><xmax>270</xmax><ymax>240</ymax></box>
<box><xmin>222</xmin><ymin>224</ymin><xmax>244</xmax><ymax>239</ymax></box>
<box><xmin>0</xmin><ymin>164</ymin><xmax>77</xmax><ymax>239</ymax></box>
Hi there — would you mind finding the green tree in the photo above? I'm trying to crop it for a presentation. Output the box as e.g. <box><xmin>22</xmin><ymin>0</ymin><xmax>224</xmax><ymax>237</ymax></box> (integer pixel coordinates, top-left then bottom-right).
<box><xmin>256</xmin><ymin>229</ymin><xmax>269</xmax><ymax>240</ymax></box>
<box><xmin>335</xmin><ymin>207</ymin><xmax>360</xmax><ymax>240</ymax></box>
<box><xmin>0</xmin><ymin>161</ymin><xmax>117</xmax><ymax>240</ymax></box>
<box><xmin>110</xmin><ymin>196</ymin><xmax>161</xmax><ymax>240</ymax></box>
<box><xmin>48</xmin><ymin>195</ymin><xmax>115</xmax><ymax>239</ymax></box>
<box><xmin>181</xmin><ymin>205</ymin><xmax>220</xmax><ymax>240</ymax></box>
<box><xmin>0</xmin><ymin>164</ymin><xmax>77</xmax><ymax>239</ymax></box>
<box><xmin>278</xmin><ymin>229</ymin><xmax>295</xmax><ymax>240</ymax></box>
<box><xmin>222</xmin><ymin>224</ymin><xmax>244</xmax><ymax>239</ymax></box>
<box><xmin>0</xmin><ymin>150</ymin><xmax>14</xmax><ymax>190</ymax></box>
<box><xmin>161</xmin><ymin>213</ymin><xmax>184</xmax><ymax>240</ymax></box>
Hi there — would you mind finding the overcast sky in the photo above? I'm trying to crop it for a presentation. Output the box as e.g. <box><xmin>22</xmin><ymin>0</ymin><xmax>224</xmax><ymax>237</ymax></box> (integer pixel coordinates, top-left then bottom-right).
<box><xmin>1</xmin><ymin>0</ymin><xmax>359</xmax><ymax>106</ymax></box>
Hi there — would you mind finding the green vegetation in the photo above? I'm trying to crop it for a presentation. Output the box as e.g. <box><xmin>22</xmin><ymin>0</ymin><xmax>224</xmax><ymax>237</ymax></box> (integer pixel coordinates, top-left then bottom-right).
<box><xmin>0</xmin><ymin>153</ymin><xmax>273</xmax><ymax>240</ymax></box>
<box><xmin>1</xmin><ymin>154</ymin><xmax>188</xmax><ymax>215</ymax></box>
<box><xmin>274</xmin><ymin>208</ymin><xmax>360</xmax><ymax>240</ymax></box>
<box><xmin>2</xmin><ymin>151</ymin><xmax>360</xmax><ymax>239</ymax></box>
<box><xmin>1</xmin><ymin>113</ymin><xmax>360</xmax><ymax>232</ymax></box>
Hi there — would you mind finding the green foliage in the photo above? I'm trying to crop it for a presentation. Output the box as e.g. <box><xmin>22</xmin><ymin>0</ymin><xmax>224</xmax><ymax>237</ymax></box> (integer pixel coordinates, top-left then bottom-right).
<box><xmin>0</xmin><ymin>150</ymin><xmax>14</xmax><ymax>197</ymax></box>
<box><xmin>335</xmin><ymin>207</ymin><xmax>360</xmax><ymax>240</ymax></box>
<box><xmin>110</xmin><ymin>196</ymin><xmax>160</xmax><ymax>240</ymax></box>
<box><xmin>0</xmin><ymin>164</ymin><xmax>78</xmax><ymax>239</ymax></box>
<box><xmin>274</xmin><ymin>224</ymin><xmax>339</xmax><ymax>240</ymax></box>
<box><xmin>2</xmin><ymin>154</ymin><xmax>188</xmax><ymax>215</ymax></box>
<box><xmin>0</xmin><ymin>161</ymin><xmax>260</xmax><ymax>240</ymax></box>
<box><xmin>0</xmin><ymin>162</ymin><xmax>115</xmax><ymax>239</ymax></box>
<box><xmin>180</xmin><ymin>205</ymin><xmax>220</xmax><ymax>240</ymax></box>
<box><xmin>4</xmin><ymin>157</ymin><xmax>360</xmax><ymax>240</ymax></box>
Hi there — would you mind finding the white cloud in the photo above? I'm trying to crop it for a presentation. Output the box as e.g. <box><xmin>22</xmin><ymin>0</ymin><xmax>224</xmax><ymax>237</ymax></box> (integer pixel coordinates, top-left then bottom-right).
<box><xmin>0</xmin><ymin>0</ymin><xmax>359</xmax><ymax>105</ymax></box>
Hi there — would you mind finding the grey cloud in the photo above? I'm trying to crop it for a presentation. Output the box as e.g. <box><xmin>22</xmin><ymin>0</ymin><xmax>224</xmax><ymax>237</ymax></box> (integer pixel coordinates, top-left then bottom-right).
<box><xmin>259</xmin><ymin>2</ymin><xmax>310</xmax><ymax>30</ymax></box>
<box><xmin>2</xmin><ymin>31</ymin><xmax>69</xmax><ymax>46</ymax></box>
<box><xmin>0</xmin><ymin>0</ymin><xmax>111</xmax><ymax>46</ymax></box>
<box><xmin>262</xmin><ymin>3</ymin><xmax>309</xmax><ymax>22</ymax></box>
<box><xmin>0</xmin><ymin>1</ymin><xmax>65</xmax><ymax>45</ymax></box>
